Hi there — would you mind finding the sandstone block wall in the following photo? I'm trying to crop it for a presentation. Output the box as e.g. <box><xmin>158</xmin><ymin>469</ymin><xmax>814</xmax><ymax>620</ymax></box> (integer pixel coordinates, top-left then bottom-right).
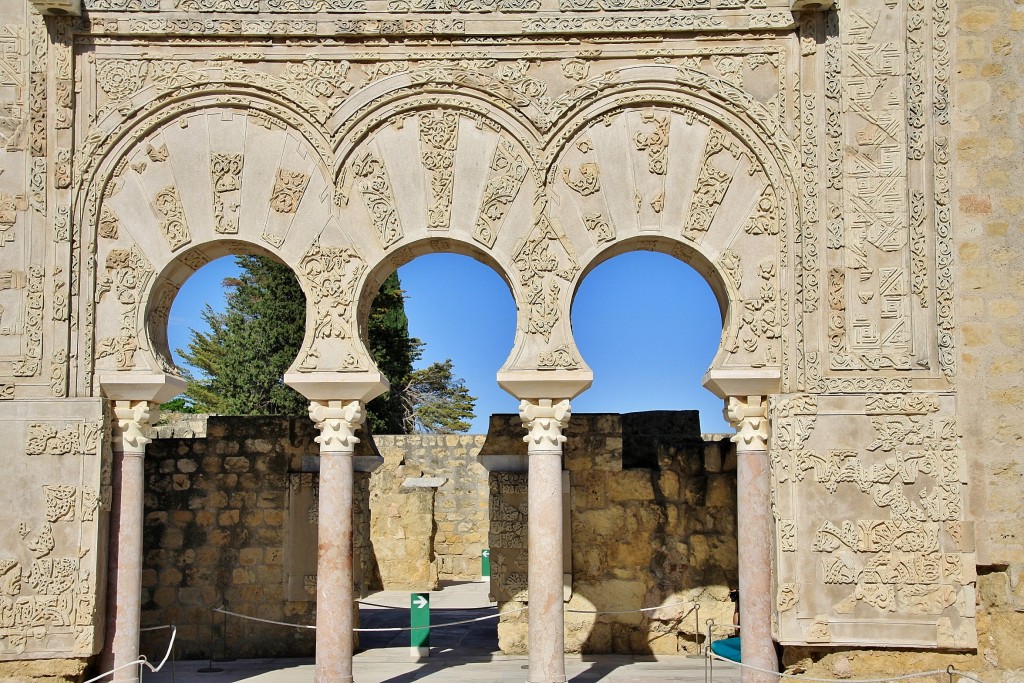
<box><xmin>370</xmin><ymin>435</ymin><xmax>489</xmax><ymax>589</ymax></box>
<box><xmin>140</xmin><ymin>416</ymin><xmax>375</xmax><ymax>660</ymax></box>
<box><xmin>487</xmin><ymin>411</ymin><xmax>739</xmax><ymax>656</ymax></box>
<box><xmin>141</xmin><ymin>416</ymin><xmax>486</xmax><ymax>658</ymax></box>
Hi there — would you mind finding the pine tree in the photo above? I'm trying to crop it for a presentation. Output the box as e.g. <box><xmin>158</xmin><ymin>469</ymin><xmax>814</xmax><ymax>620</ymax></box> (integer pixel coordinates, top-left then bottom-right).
<box><xmin>177</xmin><ymin>255</ymin><xmax>308</xmax><ymax>416</ymax></box>
<box><xmin>402</xmin><ymin>359</ymin><xmax>476</xmax><ymax>434</ymax></box>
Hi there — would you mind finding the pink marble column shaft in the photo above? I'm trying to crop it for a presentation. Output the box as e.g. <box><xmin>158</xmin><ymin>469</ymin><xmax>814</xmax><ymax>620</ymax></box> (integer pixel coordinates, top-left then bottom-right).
<box><xmin>736</xmin><ymin>446</ymin><xmax>778</xmax><ymax>683</ymax></box>
<box><xmin>315</xmin><ymin>451</ymin><xmax>355</xmax><ymax>683</ymax></box>
<box><xmin>103</xmin><ymin>401</ymin><xmax>155</xmax><ymax>683</ymax></box>
<box><xmin>310</xmin><ymin>400</ymin><xmax>364</xmax><ymax>683</ymax></box>
<box><xmin>528</xmin><ymin>448</ymin><xmax>565</xmax><ymax>683</ymax></box>
<box><xmin>520</xmin><ymin>399</ymin><xmax>570</xmax><ymax>683</ymax></box>
<box><xmin>727</xmin><ymin>396</ymin><xmax>778</xmax><ymax>683</ymax></box>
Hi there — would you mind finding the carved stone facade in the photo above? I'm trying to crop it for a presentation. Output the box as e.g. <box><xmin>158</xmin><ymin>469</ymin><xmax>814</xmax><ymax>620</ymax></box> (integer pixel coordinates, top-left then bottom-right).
<box><xmin>0</xmin><ymin>0</ymin><xmax>1020</xmax><ymax>675</ymax></box>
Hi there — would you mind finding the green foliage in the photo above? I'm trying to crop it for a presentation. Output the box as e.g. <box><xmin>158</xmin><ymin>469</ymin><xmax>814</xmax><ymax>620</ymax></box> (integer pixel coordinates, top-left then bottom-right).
<box><xmin>172</xmin><ymin>257</ymin><xmax>476</xmax><ymax>433</ymax></box>
<box><xmin>159</xmin><ymin>396</ymin><xmax>198</xmax><ymax>413</ymax></box>
<box><xmin>402</xmin><ymin>359</ymin><xmax>476</xmax><ymax>434</ymax></box>
<box><xmin>177</xmin><ymin>255</ymin><xmax>308</xmax><ymax>416</ymax></box>
<box><xmin>365</xmin><ymin>273</ymin><xmax>419</xmax><ymax>434</ymax></box>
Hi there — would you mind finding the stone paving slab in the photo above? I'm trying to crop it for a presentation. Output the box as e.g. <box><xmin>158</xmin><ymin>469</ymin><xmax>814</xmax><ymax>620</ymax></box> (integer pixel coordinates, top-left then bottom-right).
<box><xmin>142</xmin><ymin>582</ymin><xmax>742</xmax><ymax>682</ymax></box>
<box><xmin>143</xmin><ymin>654</ymin><xmax>741</xmax><ymax>683</ymax></box>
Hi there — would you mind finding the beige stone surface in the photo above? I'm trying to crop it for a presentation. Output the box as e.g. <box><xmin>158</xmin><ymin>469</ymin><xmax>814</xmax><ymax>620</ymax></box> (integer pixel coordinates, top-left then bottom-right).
<box><xmin>491</xmin><ymin>413</ymin><xmax>737</xmax><ymax>656</ymax></box>
<box><xmin>0</xmin><ymin>0</ymin><xmax>1019</xmax><ymax>671</ymax></box>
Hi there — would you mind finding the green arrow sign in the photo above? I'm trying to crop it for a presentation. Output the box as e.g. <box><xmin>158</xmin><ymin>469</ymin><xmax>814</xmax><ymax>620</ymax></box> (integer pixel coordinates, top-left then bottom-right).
<box><xmin>481</xmin><ymin>548</ymin><xmax>491</xmax><ymax>580</ymax></box>
<box><xmin>410</xmin><ymin>592</ymin><xmax>429</xmax><ymax>657</ymax></box>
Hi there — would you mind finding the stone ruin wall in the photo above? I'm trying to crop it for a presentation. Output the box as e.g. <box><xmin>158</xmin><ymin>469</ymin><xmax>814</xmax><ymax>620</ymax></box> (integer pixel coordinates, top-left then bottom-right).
<box><xmin>139</xmin><ymin>415</ymin><xmax>490</xmax><ymax>660</ymax></box>
<box><xmin>370</xmin><ymin>434</ymin><xmax>489</xmax><ymax>589</ymax></box>
<box><xmin>139</xmin><ymin>415</ymin><xmax>375</xmax><ymax>660</ymax></box>
<box><xmin>485</xmin><ymin>411</ymin><xmax>740</xmax><ymax>656</ymax></box>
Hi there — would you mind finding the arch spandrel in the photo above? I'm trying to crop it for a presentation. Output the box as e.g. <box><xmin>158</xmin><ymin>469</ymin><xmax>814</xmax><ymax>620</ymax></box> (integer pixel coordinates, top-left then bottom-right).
<box><xmin>545</xmin><ymin>99</ymin><xmax>794</xmax><ymax>399</ymax></box>
<box><xmin>89</xmin><ymin>100</ymin><xmax>340</xmax><ymax>384</ymax></box>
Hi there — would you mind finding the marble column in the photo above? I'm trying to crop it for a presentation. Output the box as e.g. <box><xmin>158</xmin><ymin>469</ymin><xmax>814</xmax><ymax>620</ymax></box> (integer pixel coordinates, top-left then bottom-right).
<box><xmin>103</xmin><ymin>400</ymin><xmax>157</xmax><ymax>683</ymax></box>
<box><xmin>726</xmin><ymin>395</ymin><xmax>778</xmax><ymax>683</ymax></box>
<box><xmin>520</xmin><ymin>399</ymin><xmax>571</xmax><ymax>683</ymax></box>
<box><xmin>310</xmin><ymin>399</ymin><xmax>364</xmax><ymax>683</ymax></box>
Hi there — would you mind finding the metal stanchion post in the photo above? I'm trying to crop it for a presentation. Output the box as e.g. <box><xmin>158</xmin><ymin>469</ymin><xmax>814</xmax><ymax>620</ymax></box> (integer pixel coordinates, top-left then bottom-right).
<box><xmin>197</xmin><ymin>608</ymin><xmax>224</xmax><ymax>674</ymax></box>
<box><xmin>694</xmin><ymin>604</ymin><xmax>701</xmax><ymax>654</ymax></box>
<box><xmin>214</xmin><ymin>604</ymin><xmax>235</xmax><ymax>662</ymax></box>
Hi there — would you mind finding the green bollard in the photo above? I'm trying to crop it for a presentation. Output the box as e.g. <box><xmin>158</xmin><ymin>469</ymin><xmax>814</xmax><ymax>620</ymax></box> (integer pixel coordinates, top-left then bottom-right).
<box><xmin>410</xmin><ymin>592</ymin><xmax>429</xmax><ymax>657</ymax></box>
<box><xmin>481</xmin><ymin>548</ymin><xmax>491</xmax><ymax>582</ymax></box>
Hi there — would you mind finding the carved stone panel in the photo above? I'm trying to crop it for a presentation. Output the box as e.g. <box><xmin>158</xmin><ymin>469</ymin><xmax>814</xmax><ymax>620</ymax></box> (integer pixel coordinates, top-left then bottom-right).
<box><xmin>0</xmin><ymin>400</ymin><xmax>105</xmax><ymax>660</ymax></box>
<box><xmin>771</xmin><ymin>393</ymin><xmax>975</xmax><ymax>649</ymax></box>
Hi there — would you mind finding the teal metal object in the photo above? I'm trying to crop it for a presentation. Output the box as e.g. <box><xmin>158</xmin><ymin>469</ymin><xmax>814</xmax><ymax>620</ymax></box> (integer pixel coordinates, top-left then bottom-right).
<box><xmin>710</xmin><ymin>636</ymin><xmax>741</xmax><ymax>662</ymax></box>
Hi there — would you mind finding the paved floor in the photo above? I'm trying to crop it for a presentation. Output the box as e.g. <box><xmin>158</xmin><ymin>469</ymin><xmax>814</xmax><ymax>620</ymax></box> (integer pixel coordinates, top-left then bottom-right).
<box><xmin>143</xmin><ymin>581</ymin><xmax>741</xmax><ymax>683</ymax></box>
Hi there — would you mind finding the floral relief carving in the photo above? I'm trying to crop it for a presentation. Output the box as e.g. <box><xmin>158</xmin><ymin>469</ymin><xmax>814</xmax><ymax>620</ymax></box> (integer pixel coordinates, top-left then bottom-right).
<box><xmin>744</xmin><ymin>184</ymin><xmax>780</xmax><ymax>236</ymax></box>
<box><xmin>351</xmin><ymin>152</ymin><xmax>402</xmax><ymax>248</ymax></box>
<box><xmin>25</xmin><ymin>421</ymin><xmax>102</xmax><ymax>456</ymax></box>
<box><xmin>211</xmin><ymin>153</ymin><xmax>243</xmax><ymax>234</ymax></box>
<box><xmin>633</xmin><ymin>110</ymin><xmax>670</xmax><ymax>175</ymax></box>
<box><xmin>285</xmin><ymin>60</ymin><xmax>355</xmax><ymax>103</ymax></box>
<box><xmin>13</xmin><ymin>266</ymin><xmax>44</xmax><ymax>377</ymax></box>
<box><xmin>270</xmin><ymin>169</ymin><xmax>309</xmax><ymax>215</ymax></box>
<box><xmin>512</xmin><ymin>202</ymin><xmax>579</xmax><ymax>342</ymax></box>
<box><xmin>561</xmin><ymin>162</ymin><xmax>600</xmax><ymax>197</ymax></box>
<box><xmin>683</xmin><ymin>128</ymin><xmax>739</xmax><ymax>240</ymax></box>
<box><xmin>152</xmin><ymin>187</ymin><xmax>191</xmax><ymax>251</ymax></box>
<box><xmin>582</xmin><ymin>213</ymin><xmax>614</xmax><ymax>244</ymax></box>
<box><xmin>537</xmin><ymin>345</ymin><xmax>580</xmax><ymax>370</ymax></box>
<box><xmin>418</xmin><ymin>111</ymin><xmax>459</xmax><ymax>232</ymax></box>
<box><xmin>95</xmin><ymin>247</ymin><xmax>153</xmax><ymax>370</ymax></box>
<box><xmin>98</xmin><ymin>204</ymin><xmax>119</xmax><ymax>239</ymax></box>
<box><xmin>296</xmin><ymin>240</ymin><xmax>366</xmax><ymax>372</ymax></box>
<box><xmin>474</xmin><ymin>138</ymin><xmax>529</xmax><ymax>248</ymax></box>
<box><xmin>96</xmin><ymin>59</ymin><xmax>147</xmax><ymax>102</ymax></box>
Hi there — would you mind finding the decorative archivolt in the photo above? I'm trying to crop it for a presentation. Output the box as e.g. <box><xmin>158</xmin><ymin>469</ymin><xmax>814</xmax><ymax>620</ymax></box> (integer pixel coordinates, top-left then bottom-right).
<box><xmin>77</xmin><ymin>59</ymin><xmax>800</xmax><ymax>396</ymax></box>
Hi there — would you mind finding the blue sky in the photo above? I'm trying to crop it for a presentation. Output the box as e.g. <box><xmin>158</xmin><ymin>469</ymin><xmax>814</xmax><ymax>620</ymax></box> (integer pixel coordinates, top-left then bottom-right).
<box><xmin>167</xmin><ymin>250</ymin><xmax>730</xmax><ymax>433</ymax></box>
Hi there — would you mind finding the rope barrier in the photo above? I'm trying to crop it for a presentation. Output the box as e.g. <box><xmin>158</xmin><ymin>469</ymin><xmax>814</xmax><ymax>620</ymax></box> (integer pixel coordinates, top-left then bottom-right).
<box><xmin>567</xmin><ymin>599</ymin><xmax>698</xmax><ymax>616</ymax></box>
<box><xmin>209</xmin><ymin>606</ymin><xmax>988</xmax><ymax>683</ymax></box>
<box><xmin>213</xmin><ymin>605</ymin><xmax>527</xmax><ymax>633</ymax></box>
<box><xmin>358</xmin><ymin>599</ymin><xmax>497</xmax><ymax>610</ymax></box>
<box><xmin>81</xmin><ymin>625</ymin><xmax>177</xmax><ymax>683</ymax></box>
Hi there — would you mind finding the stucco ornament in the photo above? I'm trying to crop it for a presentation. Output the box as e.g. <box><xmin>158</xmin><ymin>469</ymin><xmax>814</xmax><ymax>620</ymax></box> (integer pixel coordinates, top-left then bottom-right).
<box><xmin>725</xmin><ymin>395</ymin><xmax>769</xmax><ymax>451</ymax></box>
<box><xmin>519</xmin><ymin>398</ymin><xmax>570</xmax><ymax>451</ymax></box>
<box><xmin>112</xmin><ymin>400</ymin><xmax>156</xmax><ymax>452</ymax></box>
<box><xmin>309</xmin><ymin>399</ymin><xmax>364</xmax><ymax>452</ymax></box>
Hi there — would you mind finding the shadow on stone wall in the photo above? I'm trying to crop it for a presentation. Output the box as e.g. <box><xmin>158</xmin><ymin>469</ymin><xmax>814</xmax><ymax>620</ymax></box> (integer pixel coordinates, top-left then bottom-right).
<box><xmin>140</xmin><ymin>411</ymin><xmax>736</xmax><ymax>661</ymax></box>
<box><xmin>485</xmin><ymin>411</ymin><xmax>738</xmax><ymax>656</ymax></box>
<box><xmin>140</xmin><ymin>415</ymin><xmax>379</xmax><ymax>660</ymax></box>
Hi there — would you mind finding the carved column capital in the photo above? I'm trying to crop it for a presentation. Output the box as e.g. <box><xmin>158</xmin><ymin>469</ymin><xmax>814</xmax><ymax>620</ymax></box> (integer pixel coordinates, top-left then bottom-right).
<box><xmin>725</xmin><ymin>395</ymin><xmax>769</xmax><ymax>451</ymax></box>
<box><xmin>519</xmin><ymin>399</ymin><xmax>571</xmax><ymax>452</ymax></box>
<box><xmin>309</xmin><ymin>399</ymin><xmax>364</xmax><ymax>453</ymax></box>
<box><xmin>112</xmin><ymin>400</ymin><xmax>157</xmax><ymax>454</ymax></box>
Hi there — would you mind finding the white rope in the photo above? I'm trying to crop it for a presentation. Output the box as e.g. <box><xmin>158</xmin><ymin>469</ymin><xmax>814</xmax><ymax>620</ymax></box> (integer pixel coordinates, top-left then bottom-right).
<box><xmin>567</xmin><ymin>599</ymin><xmax>698</xmax><ymax>616</ymax></box>
<box><xmin>82</xmin><ymin>625</ymin><xmax>177</xmax><ymax>683</ymax></box>
<box><xmin>358</xmin><ymin>599</ymin><xmax>497</xmax><ymax>610</ymax></box>
<box><xmin>214</xmin><ymin>607</ymin><xmax>315</xmax><ymax>630</ymax></box>
<box><xmin>213</xmin><ymin>605</ymin><xmax>528</xmax><ymax>633</ymax></box>
<box><xmin>355</xmin><ymin>607</ymin><xmax>527</xmax><ymax>632</ymax></box>
<box><xmin>707</xmin><ymin>651</ymin><xmax>980</xmax><ymax>683</ymax></box>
